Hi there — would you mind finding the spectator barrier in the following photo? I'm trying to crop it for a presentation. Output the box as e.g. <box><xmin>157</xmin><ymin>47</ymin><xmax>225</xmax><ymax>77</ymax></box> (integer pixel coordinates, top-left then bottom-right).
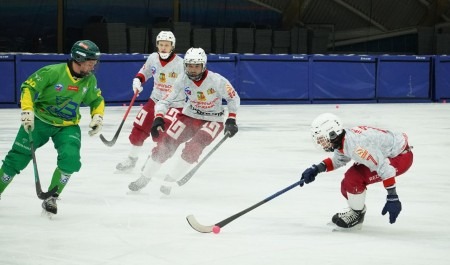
<box><xmin>0</xmin><ymin>54</ymin><xmax>444</xmax><ymax>108</ymax></box>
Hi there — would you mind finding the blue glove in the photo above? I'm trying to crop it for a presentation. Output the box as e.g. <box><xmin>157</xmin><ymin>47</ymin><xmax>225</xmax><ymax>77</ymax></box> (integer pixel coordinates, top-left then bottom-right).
<box><xmin>300</xmin><ymin>162</ymin><xmax>326</xmax><ymax>187</ymax></box>
<box><xmin>381</xmin><ymin>194</ymin><xmax>402</xmax><ymax>224</ymax></box>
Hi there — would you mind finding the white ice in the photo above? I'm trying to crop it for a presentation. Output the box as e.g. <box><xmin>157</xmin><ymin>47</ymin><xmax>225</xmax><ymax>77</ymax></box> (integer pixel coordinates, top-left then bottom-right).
<box><xmin>0</xmin><ymin>103</ymin><xmax>449</xmax><ymax>265</ymax></box>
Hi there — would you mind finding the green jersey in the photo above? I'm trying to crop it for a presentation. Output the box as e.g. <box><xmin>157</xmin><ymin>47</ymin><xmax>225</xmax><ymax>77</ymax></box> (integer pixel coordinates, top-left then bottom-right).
<box><xmin>21</xmin><ymin>62</ymin><xmax>104</xmax><ymax>126</ymax></box>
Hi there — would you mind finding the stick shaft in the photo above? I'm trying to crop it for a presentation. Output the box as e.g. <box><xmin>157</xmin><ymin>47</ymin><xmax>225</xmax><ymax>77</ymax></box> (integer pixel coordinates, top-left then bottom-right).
<box><xmin>29</xmin><ymin>131</ymin><xmax>58</xmax><ymax>199</ymax></box>
<box><xmin>176</xmin><ymin>133</ymin><xmax>230</xmax><ymax>186</ymax></box>
<box><xmin>186</xmin><ymin>181</ymin><xmax>303</xmax><ymax>233</ymax></box>
<box><xmin>216</xmin><ymin>181</ymin><xmax>300</xmax><ymax>228</ymax></box>
<box><xmin>99</xmin><ymin>91</ymin><xmax>138</xmax><ymax>146</ymax></box>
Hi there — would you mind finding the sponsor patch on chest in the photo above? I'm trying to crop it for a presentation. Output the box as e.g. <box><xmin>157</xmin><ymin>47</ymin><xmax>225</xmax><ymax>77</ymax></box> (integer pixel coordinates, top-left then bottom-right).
<box><xmin>68</xmin><ymin>85</ymin><xmax>79</xmax><ymax>92</ymax></box>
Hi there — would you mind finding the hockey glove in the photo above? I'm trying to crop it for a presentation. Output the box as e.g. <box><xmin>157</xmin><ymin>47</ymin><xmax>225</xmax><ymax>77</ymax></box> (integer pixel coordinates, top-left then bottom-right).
<box><xmin>21</xmin><ymin>110</ymin><xmax>34</xmax><ymax>133</ymax></box>
<box><xmin>88</xmin><ymin>114</ymin><xmax>103</xmax><ymax>136</ymax></box>
<box><xmin>300</xmin><ymin>162</ymin><xmax>326</xmax><ymax>187</ymax></box>
<box><xmin>382</xmin><ymin>194</ymin><xmax>402</xmax><ymax>224</ymax></box>
<box><xmin>224</xmin><ymin>118</ymin><xmax>238</xmax><ymax>137</ymax></box>
<box><xmin>151</xmin><ymin>117</ymin><xmax>165</xmax><ymax>138</ymax></box>
<box><xmin>133</xmin><ymin>78</ymin><xmax>143</xmax><ymax>94</ymax></box>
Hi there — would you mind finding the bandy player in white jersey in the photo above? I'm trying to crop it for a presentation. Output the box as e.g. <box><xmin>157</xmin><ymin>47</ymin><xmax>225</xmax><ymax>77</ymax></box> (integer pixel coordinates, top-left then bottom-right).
<box><xmin>116</xmin><ymin>31</ymin><xmax>185</xmax><ymax>171</ymax></box>
<box><xmin>299</xmin><ymin>113</ymin><xmax>413</xmax><ymax>230</ymax></box>
<box><xmin>128</xmin><ymin>47</ymin><xmax>240</xmax><ymax>193</ymax></box>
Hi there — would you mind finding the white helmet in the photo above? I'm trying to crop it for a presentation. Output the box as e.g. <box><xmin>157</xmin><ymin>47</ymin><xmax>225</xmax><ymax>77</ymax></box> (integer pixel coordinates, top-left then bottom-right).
<box><xmin>184</xmin><ymin>47</ymin><xmax>207</xmax><ymax>81</ymax></box>
<box><xmin>156</xmin><ymin>31</ymin><xmax>175</xmax><ymax>59</ymax></box>
<box><xmin>310</xmin><ymin>113</ymin><xmax>344</xmax><ymax>152</ymax></box>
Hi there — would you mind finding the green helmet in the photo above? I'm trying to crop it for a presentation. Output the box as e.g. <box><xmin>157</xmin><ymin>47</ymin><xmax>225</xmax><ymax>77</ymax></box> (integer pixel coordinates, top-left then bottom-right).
<box><xmin>71</xmin><ymin>40</ymin><xmax>100</xmax><ymax>62</ymax></box>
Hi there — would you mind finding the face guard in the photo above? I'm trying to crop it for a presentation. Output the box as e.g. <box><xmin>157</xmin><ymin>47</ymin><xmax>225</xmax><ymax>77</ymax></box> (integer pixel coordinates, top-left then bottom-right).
<box><xmin>311</xmin><ymin>113</ymin><xmax>343</xmax><ymax>152</ymax></box>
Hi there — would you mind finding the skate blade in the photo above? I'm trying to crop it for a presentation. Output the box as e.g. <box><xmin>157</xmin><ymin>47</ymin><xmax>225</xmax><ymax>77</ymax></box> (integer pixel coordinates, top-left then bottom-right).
<box><xmin>331</xmin><ymin>223</ymin><xmax>363</xmax><ymax>232</ymax></box>
<box><xmin>126</xmin><ymin>190</ymin><xmax>148</xmax><ymax>195</ymax></box>
<box><xmin>114</xmin><ymin>168</ymin><xmax>135</xmax><ymax>174</ymax></box>
<box><xmin>41</xmin><ymin>209</ymin><xmax>55</xmax><ymax>219</ymax></box>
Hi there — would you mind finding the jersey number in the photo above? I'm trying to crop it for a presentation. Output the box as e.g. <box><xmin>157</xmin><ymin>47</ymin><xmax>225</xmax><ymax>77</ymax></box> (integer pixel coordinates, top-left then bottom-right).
<box><xmin>200</xmin><ymin>121</ymin><xmax>221</xmax><ymax>138</ymax></box>
<box><xmin>167</xmin><ymin>120</ymin><xmax>186</xmax><ymax>139</ymax></box>
<box><xmin>134</xmin><ymin>109</ymin><xmax>148</xmax><ymax>126</ymax></box>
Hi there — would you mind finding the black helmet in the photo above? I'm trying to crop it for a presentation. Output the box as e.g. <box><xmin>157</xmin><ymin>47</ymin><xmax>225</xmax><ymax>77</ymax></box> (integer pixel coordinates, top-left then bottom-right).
<box><xmin>71</xmin><ymin>40</ymin><xmax>100</xmax><ymax>62</ymax></box>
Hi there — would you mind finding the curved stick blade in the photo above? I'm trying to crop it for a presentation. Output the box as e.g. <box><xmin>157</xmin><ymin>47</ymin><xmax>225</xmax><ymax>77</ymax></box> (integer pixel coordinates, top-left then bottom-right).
<box><xmin>186</xmin><ymin>215</ymin><xmax>215</xmax><ymax>233</ymax></box>
<box><xmin>99</xmin><ymin>134</ymin><xmax>116</xmax><ymax>147</ymax></box>
<box><xmin>37</xmin><ymin>186</ymin><xmax>59</xmax><ymax>200</ymax></box>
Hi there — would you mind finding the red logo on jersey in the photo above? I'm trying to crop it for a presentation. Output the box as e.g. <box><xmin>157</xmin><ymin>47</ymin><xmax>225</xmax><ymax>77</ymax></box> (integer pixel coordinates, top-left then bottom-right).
<box><xmin>68</xmin><ymin>85</ymin><xmax>79</xmax><ymax>92</ymax></box>
<box><xmin>226</xmin><ymin>84</ymin><xmax>236</xmax><ymax>98</ymax></box>
<box><xmin>355</xmin><ymin>147</ymin><xmax>378</xmax><ymax>165</ymax></box>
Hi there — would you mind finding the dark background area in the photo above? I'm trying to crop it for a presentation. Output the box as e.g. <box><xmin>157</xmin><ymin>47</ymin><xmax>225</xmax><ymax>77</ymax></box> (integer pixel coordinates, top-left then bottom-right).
<box><xmin>1</xmin><ymin>0</ymin><xmax>450</xmax><ymax>55</ymax></box>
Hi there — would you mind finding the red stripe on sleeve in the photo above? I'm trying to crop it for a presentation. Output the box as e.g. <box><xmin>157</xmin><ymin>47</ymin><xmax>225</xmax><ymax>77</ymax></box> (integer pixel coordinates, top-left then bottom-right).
<box><xmin>383</xmin><ymin>177</ymin><xmax>396</xmax><ymax>188</ymax></box>
<box><xmin>322</xmin><ymin>158</ymin><xmax>334</xmax><ymax>172</ymax></box>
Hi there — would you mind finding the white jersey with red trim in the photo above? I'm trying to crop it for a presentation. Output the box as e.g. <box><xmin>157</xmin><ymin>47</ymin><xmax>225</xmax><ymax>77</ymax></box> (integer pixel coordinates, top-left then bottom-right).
<box><xmin>155</xmin><ymin>70</ymin><xmax>240</xmax><ymax>122</ymax></box>
<box><xmin>329</xmin><ymin>126</ymin><xmax>409</xmax><ymax>180</ymax></box>
<box><xmin>136</xmin><ymin>53</ymin><xmax>185</xmax><ymax>108</ymax></box>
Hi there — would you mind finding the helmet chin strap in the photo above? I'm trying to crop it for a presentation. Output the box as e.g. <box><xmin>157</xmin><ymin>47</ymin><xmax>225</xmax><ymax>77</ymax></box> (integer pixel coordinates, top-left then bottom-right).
<box><xmin>187</xmin><ymin>73</ymin><xmax>202</xmax><ymax>81</ymax></box>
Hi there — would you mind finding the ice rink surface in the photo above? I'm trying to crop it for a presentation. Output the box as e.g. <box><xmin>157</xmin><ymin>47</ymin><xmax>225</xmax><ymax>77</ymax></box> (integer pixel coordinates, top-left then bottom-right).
<box><xmin>0</xmin><ymin>103</ymin><xmax>449</xmax><ymax>265</ymax></box>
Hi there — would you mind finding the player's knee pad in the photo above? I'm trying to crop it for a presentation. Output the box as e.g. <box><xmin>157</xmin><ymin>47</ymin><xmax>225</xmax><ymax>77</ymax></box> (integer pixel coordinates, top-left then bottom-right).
<box><xmin>57</xmin><ymin>150</ymin><xmax>81</xmax><ymax>174</ymax></box>
<box><xmin>129</xmin><ymin>127</ymin><xmax>149</xmax><ymax>146</ymax></box>
<box><xmin>341</xmin><ymin>172</ymin><xmax>366</xmax><ymax>198</ymax></box>
<box><xmin>58</xmin><ymin>159</ymin><xmax>81</xmax><ymax>174</ymax></box>
<box><xmin>151</xmin><ymin>144</ymin><xmax>176</xmax><ymax>163</ymax></box>
<box><xmin>181</xmin><ymin>141</ymin><xmax>204</xmax><ymax>164</ymax></box>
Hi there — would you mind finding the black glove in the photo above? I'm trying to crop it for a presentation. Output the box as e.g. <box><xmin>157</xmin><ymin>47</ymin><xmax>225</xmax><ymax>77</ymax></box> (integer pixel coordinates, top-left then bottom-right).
<box><xmin>224</xmin><ymin>118</ymin><xmax>238</xmax><ymax>137</ymax></box>
<box><xmin>300</xmin><ymin>162</ymin><xmax>326</xmax><ymax>187</ymax></box>
<box><xmin>381</xmin><ymin>194</ymin><xmax>402</xmax><ymax>224</ymax></box>
<box><xmin>151</xmin><ymin>117</ymin><xmax>165</xmax><ymax>138</ymax></box>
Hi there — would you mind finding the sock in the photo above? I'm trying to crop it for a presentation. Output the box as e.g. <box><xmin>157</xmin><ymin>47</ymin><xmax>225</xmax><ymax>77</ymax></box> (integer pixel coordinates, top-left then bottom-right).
<box><xmin>0</xmin><ymin>167</ymin><xmax>14</xmax><ymax>194</ymax></box>
<box><xmin>49</xmin><ymin>168</ymin><xmax>71</xmax><ymax>195</ymax></box>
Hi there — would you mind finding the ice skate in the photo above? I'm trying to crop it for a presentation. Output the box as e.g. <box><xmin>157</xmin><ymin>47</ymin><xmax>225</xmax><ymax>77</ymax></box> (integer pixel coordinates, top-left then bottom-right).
<box><xmin>116</xmin><ymin>156</ymin><xmax>138</xmax><ymax>171</ymax></box>
<box><xmin>331</xmin><ymin>205</ymin><xmax>366</xmax><ymax>231</ymax></box>
<box><xmin>41</xmin><ymin>194</ymin><xmax>59</xmax><ymax>218</ymax></box>
<box><xmin>160</xmin><ymin>175</ymin><xmax>176</xmax><ymax>195</ymax></box>
<box><xmin>128</xmin><ymin>175</ymin><xmax>151</xmax><ymax>191</ymax></box>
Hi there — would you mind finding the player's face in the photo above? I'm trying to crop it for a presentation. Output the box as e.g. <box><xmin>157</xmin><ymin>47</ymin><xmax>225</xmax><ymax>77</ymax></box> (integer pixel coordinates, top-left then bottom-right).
<box><xmin>79</xmin><ymin>60</ymin><xmax>98</xmax><ymax>77</ymax></box>
<box><xmin>157</xmin><ymin>41</ymin><xmax>173</xmax><ymax>53</ymax></box>
<box><xmin>315</xmin><ymin>136</ymin><xmax>333</xmax><ymax>152</ymax></box>
<box><xmin>186</xmin><ymin>64</ymin><xmax>202</xmax><ymax>76</ymax></box>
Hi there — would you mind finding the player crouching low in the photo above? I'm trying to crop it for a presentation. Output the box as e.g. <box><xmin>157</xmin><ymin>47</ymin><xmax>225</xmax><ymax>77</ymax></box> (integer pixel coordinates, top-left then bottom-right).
<box><xmin>299</xmin><ymin>113</ymin><xmax>413</xmax><ymax>230</ymax></box>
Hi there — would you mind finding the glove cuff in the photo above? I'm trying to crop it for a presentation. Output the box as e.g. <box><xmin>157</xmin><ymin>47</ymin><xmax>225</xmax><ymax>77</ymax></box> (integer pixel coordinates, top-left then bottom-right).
<box><xmin>386</xmin><ymin>194</ymin><xmax>399</xmax><ymax>202</ymax></box>
<box><xmin>225</xmin><ymin>118</ymin><xmax>236</xmax><ymax>125</ymax></box>
<box><xmin>134</xmin><ymin>75</ymin><xmax>145</xmax><ymax>84</ymax></box>
<box><xmin>315</xmin><ymin>162</ymin><xmax>326</xmax><ymax>173</ymax></box>
<box><xmin>386</xmin><ymin>186</ymin><xmax>397</xmax><ymax>196</ymax></box>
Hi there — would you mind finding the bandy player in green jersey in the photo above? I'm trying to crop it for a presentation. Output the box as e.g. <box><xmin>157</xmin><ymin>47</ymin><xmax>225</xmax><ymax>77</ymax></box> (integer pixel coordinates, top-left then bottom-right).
<box><xmin>0</xmin><ymin>40</ymin><xmax>105</xmax><ymax>217</ymax></box>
